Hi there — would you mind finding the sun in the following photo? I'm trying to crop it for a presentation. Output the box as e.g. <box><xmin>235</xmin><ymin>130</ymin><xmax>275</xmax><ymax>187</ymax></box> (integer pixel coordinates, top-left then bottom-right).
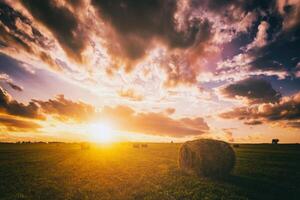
<box><xmin>87</xmin><ymin>122</ymin><xmax>115</xmax><ymax>143</ymax></box>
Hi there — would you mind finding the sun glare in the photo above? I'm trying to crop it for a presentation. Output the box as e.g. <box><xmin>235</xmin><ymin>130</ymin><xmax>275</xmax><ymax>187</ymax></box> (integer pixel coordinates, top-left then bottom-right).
<box><xmin>88</xmin><ymin>122</ymin><xmax>115</xmax><ymax>143</ymax></box>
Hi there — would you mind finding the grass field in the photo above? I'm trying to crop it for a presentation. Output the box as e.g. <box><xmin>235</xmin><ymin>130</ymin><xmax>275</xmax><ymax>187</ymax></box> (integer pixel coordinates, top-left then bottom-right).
<box><xmin>0</xmin><ymin>143</ymin><xmax>299</xmax><ymax>200</ymax></box>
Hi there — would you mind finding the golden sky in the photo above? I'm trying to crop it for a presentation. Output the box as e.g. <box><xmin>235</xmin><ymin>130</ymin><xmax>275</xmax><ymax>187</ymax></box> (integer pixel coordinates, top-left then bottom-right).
<box><xmin>0</xmin><ymin>0</ymin><xmax>300</xmax><ymax>143</ymax></box>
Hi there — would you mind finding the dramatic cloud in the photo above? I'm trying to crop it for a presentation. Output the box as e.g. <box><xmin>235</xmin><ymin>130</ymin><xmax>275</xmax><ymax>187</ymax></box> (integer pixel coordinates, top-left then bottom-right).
<box><xmin>221</xmin><ymin>78</ymin><xmax>281</xmax><ymax>104</ymax></box>
<box><xmin>0</xmin><ymin>114</ymin><xmax>41</xmax><ymax>132</ymax></box>
<box><xmin>20</xmin><ymin>0</ymin><xmax>88</xmax><ymax>62</ymax></box>
<box><xmin>91</xmin><ymin>0</ymin><xmax>207</xmax><ymax>59</ymax></box>
<box><xmin>1</xmin><ymin>0</ymin><xmax>296</xmax><ymax>86</ymax></box>
<box><xmin>246</xmin><ymin>21</ymin><xmax>269</xmax><ymax>51</ymax></box>
<box><xmin>0</xmin><ymin>2</ymin><xmax>60</xmax><ymax>71</ymax></box>
<box><xmin>99</xmin><ymin>105</ymin><xmax>209</xmax><ymax>137</ymax></box>
<box><xmin>0</xmin><ymin>2</ymin><xmax>39</xmax><ymax>40</ymax></box>
<box><xmin>0</xmin><ymin>86</ymin><xmax>42</xmax><ymax>133</ymax></box>
<box><xmin>0</xmin><ymin>0</ymin><xmax>299</xmax><ymax>142</ymax></box>
<box><xmin>220</xmin><ymin>91</ymin><xmax>300</xmax><ymax>128</ymax></box>
<box><xmin>277</xmin><ymin>0</ymin><xmax>300</xmax><ymax>30</ymax></box>
<box><xmin>34</xmin><ymin>95</ymin><xmax>95</xmax><ymax>122</ymax></box>
<box><xmin>0</xmin><ymin>87</ymin><xmax>209</xmax><ymax>137</ymax></box>
<box><xmin>35</xmin><ymin>95</ymin><xmax>209</xmax><ymax>137</ymax></box>
<box><xmin>0</xmin><ymin>2</ymin><xmax>36</xmax><ymax>52</ymax></box>
<box><xmin>0</xmin><ymin>87</ymin><xmax>94</xmax><ymax>123</ymax></box>
<box><xmin>0</xmin><ymin>87</ymin><xmax>42</xmax><ymax>119</ymax></box>
<box><xmin>91</xmin><ymin>0</ymin><xmax>217</xmax><ymax>86</ymax></box>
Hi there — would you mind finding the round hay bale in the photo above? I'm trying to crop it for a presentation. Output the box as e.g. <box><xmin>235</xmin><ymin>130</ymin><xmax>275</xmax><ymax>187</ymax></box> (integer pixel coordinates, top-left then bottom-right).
<box><xmin>80</xmin><ymin>143</ymin><xmax>90</xmax><ymax>150</ymax></box>
<box><xmin>179</xmin><ymin>139</ymin><xmax>235</xmax><ymax>178</ymax></box>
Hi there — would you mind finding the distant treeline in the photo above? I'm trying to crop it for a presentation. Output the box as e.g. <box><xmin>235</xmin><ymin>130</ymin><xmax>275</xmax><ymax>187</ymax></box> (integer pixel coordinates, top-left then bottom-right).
<box><xmin>0</xmin><ymin>141</ymin><xmax>68</xmax><ymax>144</ymax></box>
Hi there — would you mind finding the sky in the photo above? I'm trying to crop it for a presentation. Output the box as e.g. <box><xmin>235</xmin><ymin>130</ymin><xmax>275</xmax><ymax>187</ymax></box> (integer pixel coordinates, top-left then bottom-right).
<box><xmin>0</xmin><ymin>0</ymin><xmax>300</xmax><ymax>143</ymax></box>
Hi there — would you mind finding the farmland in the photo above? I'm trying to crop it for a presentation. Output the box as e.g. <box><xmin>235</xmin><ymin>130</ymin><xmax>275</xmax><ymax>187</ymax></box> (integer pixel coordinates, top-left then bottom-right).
<box><xmin>0</xmin><ymin>143</ymin><xmax>299</xmax><ymax>200</ymax></box>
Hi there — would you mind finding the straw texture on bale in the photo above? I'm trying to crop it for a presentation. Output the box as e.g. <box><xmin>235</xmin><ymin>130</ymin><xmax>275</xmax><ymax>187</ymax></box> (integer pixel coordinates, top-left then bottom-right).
<box><xmin>179</xmin><ymin>139</ymin><xmax>235</xmax><ymax>178</ymax></box>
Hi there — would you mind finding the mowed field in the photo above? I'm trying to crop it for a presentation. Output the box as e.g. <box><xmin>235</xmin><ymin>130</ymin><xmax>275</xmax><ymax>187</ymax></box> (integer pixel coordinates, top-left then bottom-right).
<box><xmin>0</xmin><ymin>143</ymin><xmax>299</xmax><ymax>200</ymax></box>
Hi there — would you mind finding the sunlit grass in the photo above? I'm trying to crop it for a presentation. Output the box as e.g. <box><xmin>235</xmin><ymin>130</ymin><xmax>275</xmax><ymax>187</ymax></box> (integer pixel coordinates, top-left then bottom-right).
<box><xmin>0</xmin><ymin>143</ymin><xmax>299</xmax><ymax>200</ymax></box>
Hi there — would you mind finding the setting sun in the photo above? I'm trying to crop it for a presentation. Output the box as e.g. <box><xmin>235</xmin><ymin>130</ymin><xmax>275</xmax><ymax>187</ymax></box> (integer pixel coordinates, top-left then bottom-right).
<box><xmin>87</xmin><ymin>122</ymin><xmax>116</xmax><ymax>143</ymax></box>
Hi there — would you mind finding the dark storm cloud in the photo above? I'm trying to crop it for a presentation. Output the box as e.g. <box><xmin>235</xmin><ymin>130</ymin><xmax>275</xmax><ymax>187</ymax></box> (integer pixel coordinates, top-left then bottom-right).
<box><xmin>2</xmin><ymin>0</ymin><xmax>296</xmax><ymax>87</ymax></box>
<box><xmin>0</xmin><ymin>0</ymin><xmax>298</xmax><ymax>101</ymax></box>
<box><xmin>0</xmin><ymin>2</ymin><xmax>50</xmax><ymax>49</ymax></box>
<box><xmin>220</xmin><ymin>91</ymin><xmax>300</xmax><ymax>128</ymax></box>
<box><xmin>99</xmin><ymin>105</ymin><xmax>209</xmax><ymax>137</ymax></box>
<box><xmin>0</xmin><ymin>2</ymin><xmax>41</xmax><ymax>47</ymax></box>
<box><xmin>21</xmin><ymin>0</ymin><xmax>87</xmax><ymax>62</ymax></box>
<box><xmin>238</xmin><ymin>1</ymin><xmax>300</xmax><ymax>75</ymax></box>
<box><xmin>216</xmin><ymin>1</ymin><xmax>300</xmax><ymax>79</ymax></box>
<box><xmin>90</xmin><ymin>0</ymin><xmax>290</xmax><ymax>86</ymax></box>
<box><xmin>91</xmin><ymin>0</ymin><xmax>210</xmax><ymax>60</ymax></box>
<box><xmin>0</xmin><ymin>87</ymin><xmax>42</xmax><ymax>119</ymax></box>
<box><xmin>0</xmin><ymin>2</ymin><xmax>60</xmax><ymax>70</ymax></box>
<box><xmin>221</xmin><ymin>78</ymin><xmax>281</xmax><ymax>104</ymax></box>
<box><xmin>249</xmin><ymin>27</ymin><xmax>300</xmax><ymax>73</ymax></box>
<box><xmin>0</xmin><ymin>25</ymin><xmax>33</xmax><ymax>53</ymax></box>
<box><xmin>277</xmin><ymin>0</ymin><xmax>300</xmax><ymax>30</ymax></box>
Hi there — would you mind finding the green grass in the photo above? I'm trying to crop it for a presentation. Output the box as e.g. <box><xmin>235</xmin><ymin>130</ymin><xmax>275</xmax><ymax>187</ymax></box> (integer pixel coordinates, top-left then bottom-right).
<box><xmin>0</xmin><ymin>143</ymin><xmax>299</xmax><ymax>200</ymax></box>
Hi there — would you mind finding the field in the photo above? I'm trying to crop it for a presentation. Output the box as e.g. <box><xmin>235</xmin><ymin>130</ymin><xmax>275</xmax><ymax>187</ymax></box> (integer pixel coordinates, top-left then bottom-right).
<box><xmin>0</xmin><ymin>143</ymin><xmax>299</xmax><ymax>200</ymax></box>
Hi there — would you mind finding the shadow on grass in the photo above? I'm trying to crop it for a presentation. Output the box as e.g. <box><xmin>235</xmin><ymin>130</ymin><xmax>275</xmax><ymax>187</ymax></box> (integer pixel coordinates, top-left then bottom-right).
<box><xmin>223</xmin><ymin>175</ymin><xmax>298</xmax><ymax>200</ymax></box>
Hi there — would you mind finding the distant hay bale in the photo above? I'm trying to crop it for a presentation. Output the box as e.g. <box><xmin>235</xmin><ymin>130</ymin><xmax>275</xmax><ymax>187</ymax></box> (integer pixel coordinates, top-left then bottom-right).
<box><xmin>80</xmin><ymin>143</ymin><xmax>90</xmax><ymax>150</ymax></box>
<box><xmin>179</xmin><ymin>139</ymin><xmax>235</xmax><ymax>178</ymax></box>
<box><xmin>141</xmin><ymin>144</ymin><xmax>148</xmax><ymax>148</ymax></box>
<box><xmin>132</xmin><ymin>143</ymin><xmax>140</xmax><ymax>148</ymax></box>
<box><xmin>272</xmin><ymin>139</ymin><xmax>279</xmax><ymax>144</ymax></box>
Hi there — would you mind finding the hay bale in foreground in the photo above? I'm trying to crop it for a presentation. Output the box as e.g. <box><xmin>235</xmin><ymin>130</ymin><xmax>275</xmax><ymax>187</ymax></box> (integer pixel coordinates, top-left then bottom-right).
<box><xmin>179</xmin><ymin>139</ymin><xmax>235</xmax><ymax>178</ymax></box>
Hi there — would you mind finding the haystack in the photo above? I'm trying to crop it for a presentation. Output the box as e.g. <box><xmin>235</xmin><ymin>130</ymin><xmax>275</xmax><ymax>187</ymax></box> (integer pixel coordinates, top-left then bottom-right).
<box><xmin>141</xmin><ymin>144</ymin><xmax>148</xmax><ymax>148</ymax></box>
<box><xmin>80</xmin><ymin>143</ymin><xmax>90</xmax><ymax>150</ymax></box>
<box><xmin>179</xmin><ymin>139</ymin><xmax>235</xmax><ymax>178</ymax></box>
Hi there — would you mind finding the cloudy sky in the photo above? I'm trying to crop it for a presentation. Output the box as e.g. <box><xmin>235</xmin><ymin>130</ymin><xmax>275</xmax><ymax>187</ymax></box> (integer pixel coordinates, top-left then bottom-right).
<box><xmin>0</xmin><ymin>0</ymin><xmax>300</xmax><ymax>143</ymax></box>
